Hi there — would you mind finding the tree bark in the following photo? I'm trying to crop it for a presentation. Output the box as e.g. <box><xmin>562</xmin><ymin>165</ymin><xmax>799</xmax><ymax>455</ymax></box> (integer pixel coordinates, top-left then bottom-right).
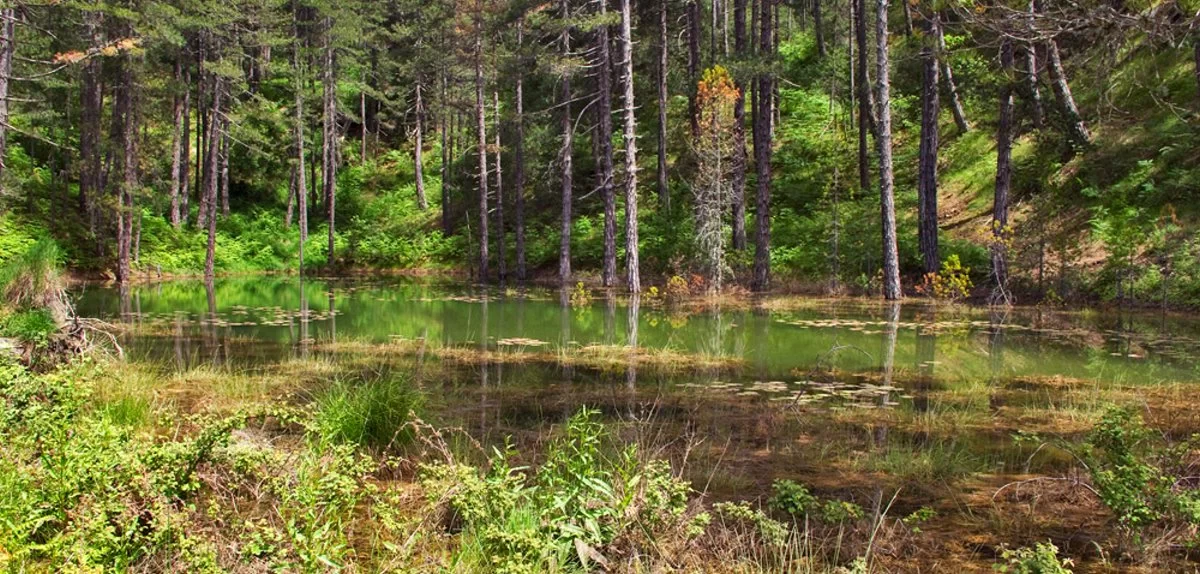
<box><xmin>656</xmin><ymin>0</ymin><xmax>670</xmax><ymax>208</ymax></box>
<box><xmin>751</xmin><ymin>0</ymin><xmax>774</xmax><ymax>292</ymax></box>
<box><xmin>918</xmin><ymin>16</ymin><xmax>940</xmax><ymax>277</ymax></box>
<box><xmin>1025</xmin><ymin>0</ymin><xmax>1043</xmax><ymax>129</ymax></box>
<box><xmin>559</xmin><ymin>0</ymin><xmax>574</xmax><ymax>285</ymax></box>
<box><xmin>494</xmin><ymin>90</ymin><xmax>506</xmax><ymax>283</ymax></box>
<box><xmin>169</xmin><ymin>58</ymin><xmax>186</xmax><ymax>228</ymax></box>
<box><xmin>854</xmin><ymin>0</ymin><xmax>872</xmax><ymax>194</ymax></box>
<box><xmin>620</xmin><ymin>0</ymin><xmax>640</xmax><ymax>293</ymax></box>
<box><xmin>204</xmin><ymin>75</ymin><xmax>224</xmax><ymax>281</ymax></box>
<box><xmin>440</xmin><ymin>72</ymin><xmax>451</xmax><ymax>236</ymax></box>
<box><xmin>812</xmin><ymin>0</ymin><xmax>825</xmax><ymax>58</ymax></box>
<box><xmin>117</xmin><ymin>58</ymin><xmax>138</xmax><ymax>285</ymax></box>
<box><xmin>322</xmin><ymin>16</ymin><xmax>337</xmax><ymax>271</ymax></box>
<box><xmin>1044</xmin><ymin>35</ymin><xmax>1089</xmax><ymax>147</ymax></box>
<box><xmin>687</xmin><ymin>0</ymin><xmax>701</xmax><ymax>137</ymax></box>
<box><xmin>80</xmin><ymin>11</ymin><xmax>103</xmax><ymax>232</ymax></box>
<box><xmin>219</xmin><ymin>132</ymin><xmax>230</xmax><ymax>217</ymax></box>
<box><xmin>474</xmin><ymin>25</ymin><xmax>490</xmax><ymax>283</ymax></box>
<box><xmin>415</xmin><ymin>83</ymin><xmax>427</xmax><ymax>210</ymax></box>
<box><xmin>993</xmin><ymin>39</ymin><xmax>1015</xmax><ymax>302</ymax></box>
<box><xmin>179</xmin><ymin>62</ymin><xmax>191</xmax><ymax>226</ymax></box>
<box><xmin>936</xmin><ymin>17</ymin><xmax>969</xmax><ymax>133</ymax></box>
<box><xmin>515</xmin><ymin>21</ymin><xmax>528</xmax><ymax>282</ymax></box>
<box><xmin>875</xmin><ymin>0</ymin><xmax>901</xmax><ymax>301</ymax></box>
<box><xmin>0</xmin><ymin>7</ymin><xmax>13</xmax><ymax>182</ymax></box>
<box><xmin>597</xmin><ymin>2</ymin><xmax>617</xmax><ymax>288</ymax></box>
<box><xmin>292</xmin><ymin>15</ymin><xmax>309</xmax><ymax>266</ymax></box>
<box><xmin>731</xmin><ymin>0</ymin><xmax>747</xmax><ymax>250</ymax></box>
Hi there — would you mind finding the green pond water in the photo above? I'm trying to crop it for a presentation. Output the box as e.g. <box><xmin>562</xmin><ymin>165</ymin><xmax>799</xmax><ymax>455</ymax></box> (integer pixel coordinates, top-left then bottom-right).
<box><xmin>69</xmin><ymin>276</ymin><xmax>1200</xmax><ymax>497</ymax></box>
<box><xmin>73</xmin><ymin>276</ymin><xmax>1200</xmax><ymax>387</ymax></box>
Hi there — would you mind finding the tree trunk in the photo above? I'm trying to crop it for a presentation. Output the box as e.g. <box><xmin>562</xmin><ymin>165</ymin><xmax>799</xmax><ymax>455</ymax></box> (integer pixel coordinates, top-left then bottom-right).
<box><xmin>196</xmin><ymin>63</ymin><xmax>210</xmax><ymax>230</ymax></box>
<box><xmin>494</xmin><ymin>91</ymin><xmax>506</xmax><ymax>283</ymax></box>
<box><xmin>415</xmin><ymin>83</ymin><xmax>427</xmax><ymax>210</ymax></box>
<box><xmin>473</xmin><ymin>26</ymin><xmax>490</xmax><ymax>283</ymax></box>
<box><xmin>179</xmin><ymin>64</ymin><xmax>191</xmax><ymax>225</ymax></box>
<box><xmin>0</xmin><ymin>7</ymin><xmax>13</xmax><ymax>183</ymax></box>
<box><xmin>292</xmin><ymin>17</ymin><xmax>309</xmax><ymax>266</ymax></box>
<box><xmin>900</xmin><ymin>0</ymin><xmax>913</xmax><ymax>36</ymax></box>
<box><xmin>854</xmin><ymin>0</ymin><xmax>871</xmax><ymax>193</ymax></box>
<box><xmin>936</xmin><ymin>17</ymin><xmax>969</xmax><ymax>133</ymax></box>
<box><xmin>993</xmin><ymin>39</ymin><xmax>1015</xmax><ymax>303</ymax></box>
<box><xmin>515</xmin><ymin>22</ymin><xmax>528</xmax><ymax>282</ymax></box>
<box><xmin>598</xmin><ymin>3</ymin><xmax>617</xmax><ymax>288</ymax></box>
<box><xmin>559</xmin><ymin>0</ymin><xmax>574</xmax><ymax>285</ymax></box>
<box><xmin>875</xmin><ymin>0</ymin><xmax>901</xmax><ymax>301</ymax></box>
<box><xmin>286</xmin><ymin>164</ymin><xmax>296</xmax><ymax>228</ymax></box>
<box><xmin>1025</xmin><ymin>0</ymin><xmax>1043</xmax><ymax>129</ymax></box>
<box><xmin>687</xmin><ymin>0</ymin><xmax>701</xmax><ymax>137</ymax></box>
<box><xmin>219</xmin><ymin>132</ymin><xmax>230</xmax><ymax>217</ymax></box>
<box><xmin>812</xmin><ymin>0</ymin><xmax>825</xmax><ymax>58</ymax></box>
<box><xmin>751</xmin><ymin>0</ymin><xmax>774</xmax><ymax>292</ymax></box>
<box><xmin>80</xmin><ymin>11</ymin><xmax>103</xmax><ymax>232</ymax></box>
<box><xmin>1044</xmin><ymin>36</ymin><xmax>1089</xmax><ymax>147</ymax></box>
<box><xmin>322</xmin><ymin>16</ymin><xmax>337</xmax><ymax>271</ymax></box>
<box><xmin>440</xmin><ymin>72</ymin><xmax>451</xmax><ymax>236</ymax></box>
<box><xmin>731</xmin><ymin>0</ymin><xmax>747</xmax><ymax>250</ymax></box>
<box><xmin>360</xmin><ymin>91</ymin><xmax>366</xmax><ymax>162</ymax></box>
<box><xmin>656</xmin><ymin>0</ymin><xmax>670</xmax><ymax>208</ymax></box>
<box><xmin>620</xmin><ymin>0</ymin><xmax>640</xmax><ymax>293</ymax></box>
<box><xmin>918</xmin><ymin>16</ymin><xmax>940</xmax><ymax>277</ymax></box>
<box><xmin>169</xmin><ymin>58</ymin><xmax>186</xmax><ymax>228</ymax></box>
<box><xmin>117</xmin><ymin>58</ymin><xmax>138</xmax><ymax>285</ymax></box>
<box><xmin>204</xmin><ymin>75</ymin><xmax>224</xmax><ymax>281</ymax></box>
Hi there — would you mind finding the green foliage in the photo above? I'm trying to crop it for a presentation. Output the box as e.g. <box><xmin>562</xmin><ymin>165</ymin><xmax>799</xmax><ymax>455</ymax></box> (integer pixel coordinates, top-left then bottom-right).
<box><xmin>993</xmin><ymin>541</ymin><xmax>1074</xmax><ymax>573</ymax></box>
<box><xmin>0</xmin><ymin>308</ymin><xmax>56</xmax><ymax>347</ymax></box>
<box><xmin>0</xmin><ymin>238</ymin><xmax>64</xmax><ymax>312</ymax></box>
<box><xmin>1080</xmin><ymin>408</ymin><xmax>1200</xmax><ymax>534</ymax></box>
<box><xmin>767</xmin><ymin>479</ymin><xmax>863</xmax><ymax>524</ymax></box>
<box><xmin>419</xmin><ymin>407</ymin><xmax>697</xmax><ymax>572</ymax></box>
<box><xmin>313</xmin><ymin>375</ymin><xmax>424</xmax><ymax>449</ymax></box>
<box><xmin>0</xmin><ymin>358</ymin><xmax>375</xmax><ymax>571</ymax></box>
<box><xmin>920</xmin><ymin>254</ymin><xmax>975</xmax><ymax>301</ymax></box>
<box><xmin>712</xmin><ymin>501</ymin><xmax>789</xmax><ymax>546</ymax></box>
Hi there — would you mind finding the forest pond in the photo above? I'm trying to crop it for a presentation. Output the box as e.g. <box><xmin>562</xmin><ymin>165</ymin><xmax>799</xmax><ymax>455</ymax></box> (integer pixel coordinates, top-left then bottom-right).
<box><xmin>72</xmin><ymin>276</ymin><xmax>1200</xmax><ymax>507</ymax></box>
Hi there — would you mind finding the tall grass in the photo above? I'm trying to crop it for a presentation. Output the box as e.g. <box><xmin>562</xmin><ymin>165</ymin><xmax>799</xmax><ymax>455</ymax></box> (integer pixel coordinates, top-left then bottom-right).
<box><xmin>313</xmin><ymin>375</ymin><xmax>424</xmax><ymax>449</ymax></box>
<box><xmin>0</xmin><ymin>239</ymin><xmax>67</xmax><ymax>324</ymax></box>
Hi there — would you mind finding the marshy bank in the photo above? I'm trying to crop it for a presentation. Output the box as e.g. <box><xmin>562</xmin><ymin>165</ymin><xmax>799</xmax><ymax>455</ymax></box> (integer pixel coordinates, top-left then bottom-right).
<box><xmin>6</xmin><ymin>274</ymin><xmax>1200</xmax><ymax>571</ymax></box>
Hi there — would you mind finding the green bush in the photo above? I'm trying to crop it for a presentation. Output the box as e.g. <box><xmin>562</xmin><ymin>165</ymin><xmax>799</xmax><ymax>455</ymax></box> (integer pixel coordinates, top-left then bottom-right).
<box><xmin>993</xmin><ymin>541</ymin><xmax>1074</xmax><ymax>573</ymax></box>
<box><xmin>419</xmin><ymin>407</ymin><xmax>699</xmax><ymax>573</ymax></box>
<box><xmin>313</xmin><ymin>376</ymin><xmax>424</xmax><ymax>449</ymax></box>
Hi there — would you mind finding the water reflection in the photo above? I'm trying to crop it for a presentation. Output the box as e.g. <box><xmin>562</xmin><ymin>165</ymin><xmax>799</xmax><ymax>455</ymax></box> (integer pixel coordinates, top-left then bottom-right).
<box><xmin>73</xmin><ymin>276</ymin><xmax>1200</xmax><ymax>387</ymax></box>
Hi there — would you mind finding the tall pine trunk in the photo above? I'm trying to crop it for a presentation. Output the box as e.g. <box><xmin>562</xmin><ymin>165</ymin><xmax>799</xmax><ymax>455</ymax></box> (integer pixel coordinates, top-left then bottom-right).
<box><xmin>656</xmin><ymin>0</ymin><xmax>670</xmax><ymax>208</ymax></box>
<box><xmin>179</xmin><ymin>62</ymin><xmax>191</xmax><ymax>226</ymax></box>
<box><xmin>558</xmin><ymin>0</ymin><xmax>574</xmax><ymax>285</ymax></box>
<box><xmin>415</xmin><ymin>83</ymin><xmax>427</xmax><ymax>209</ymax></box>
<box><xmin>80</xmin><ymin>11</ymin><xmax>103</xmax><ymax>232</ymax></box>
<box><xmin>992</xmin><ymin>40</ymin><xmax>1015</xmax><ymax>303</ymax></box>
<box><xmin>854</xmin><ymin>0</ymin><xmax>871</xmax><ymax>193</ymax></box>
<box><xmin>322</xmin><ymin>16</ymin><xmax>337</xmax><ymax>271</ymax></box>
<box><xmin>169</xmin><ymin>58</ymin><xmax>186</xmax><ymax>228</ymax></box>
<box><xmin>1024</xmin><ymin>1</ymin><xmax>1043</xmax><ymax>129</ymax></box>
<box><xmin>812</xmin><ymin>0</ymin><xmax>825</xmax><ymax>58</ymax></box>
<box><xmin>751</xmin><ymin>0</ymin><xmax>774</xmax><ymax>292</ymax></box>
<box><xmin>875</xmin><ymin>0</ymin><xmax>901</xmax><ymax>301</ymax></box>
<box><xmin>473</xmin><ymin>27</ymin><xmax>490</xmax><ymax>282</ymax></box>
<box><xmin>219</xmin><ymin>132</ymin><xmax>230</xmax><ymax>216</ymax></box>
<box><xmin>936</xmin><ymin>17</ymin><xmax>969</xmax><ymax>133</ymax></box>
<box><xmin>1044</xmin><ymin>35</ymin><xmax>1089</xmax><ymax>147</ymax></box>
<box><xmin>292</xmin><ymin>16</ymin><xmax>308</xmax><ymax>269</ymax></box>
<box><xmin>204</xmin><ymin>75</ymin><xmax>224</xmax><ymax>281</ymax></box>
<box><xmin>494</xmin><ymin>91</ymin><xmax>506</xmax><ymax>282</ymax></box>
<box><xmin>731</xmin><ymin>0</ymin><xmax>747</xmax><ymax>250</ymax></box>
<box><xmin>0</xmin><ymin>7</ymin><xmax>14</xmax><ymax>183</ymax></box>
<box><xmin>515</xmin><ymin>21</ymin><xmax>528</xmax><ymax>282</ymax></box>
<box><xmin>687</xmin><ymin>0</ymin><xmax>701</xmax><ymax>137</ymax></box>
<box><xmin>440</xmin><ymin>72</ymin><xmax>451</xmax><ymax>236</ymax></box>
<box><xmin>117</xmin><ymin>58</ymin><xmax>138</xmax><ymax>285</ymax></box>
<box><xmin>918</xmin><ymin>16</ymin><xmax>940</xmax><ymax>277</ymax></box>
<box><xmin>620</xmin><ymin>0</ymin><xmax>640</xmax><ymax>293</ymax></box>
<box><xmin>597</xmin><ymin>3</ymin><xmax>617</xmax><ymax>288</ymax></box>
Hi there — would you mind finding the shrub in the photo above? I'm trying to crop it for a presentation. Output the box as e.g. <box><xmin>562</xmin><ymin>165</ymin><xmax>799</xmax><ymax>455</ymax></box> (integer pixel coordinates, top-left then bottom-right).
<box><xmin>993</xmin><ymin>541</ymin><xmax>1074</xmax><ymax>573</ymax></box>
<box><xmin>313</xmin><ymin>376</ymin><xmax>424</xmax><ymax>449</ymax></box>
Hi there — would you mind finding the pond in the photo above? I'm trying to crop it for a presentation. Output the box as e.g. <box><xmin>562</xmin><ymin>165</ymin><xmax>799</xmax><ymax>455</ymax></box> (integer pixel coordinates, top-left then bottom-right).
<box><xmin>71</xmin><ymin>276</ymin><xmax>1200</xmax><ymax>506</ymax></box>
